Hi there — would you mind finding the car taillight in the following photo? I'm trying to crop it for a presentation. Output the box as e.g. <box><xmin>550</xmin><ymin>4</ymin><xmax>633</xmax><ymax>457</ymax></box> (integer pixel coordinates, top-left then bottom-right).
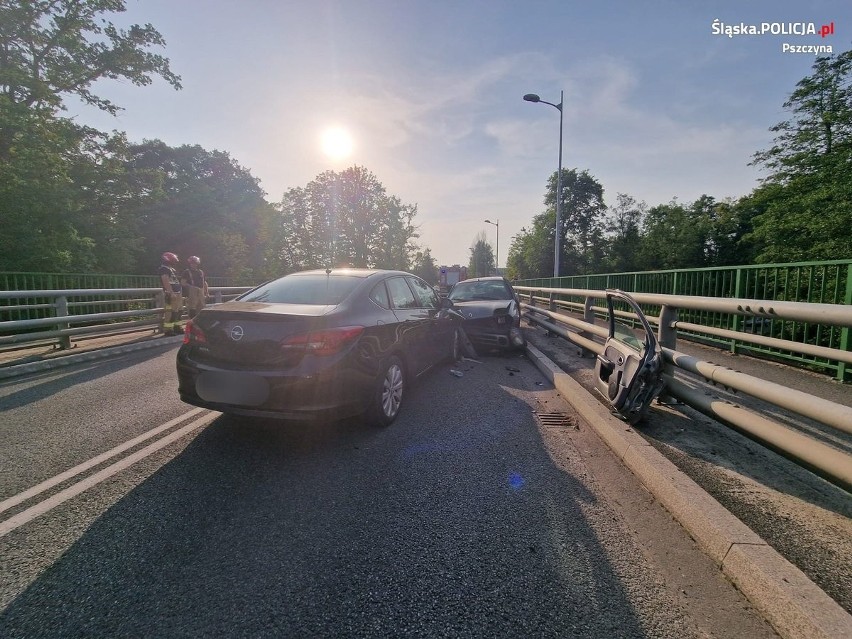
<box><xmin>280</xmin><ymin>326</ymin><xmax>364</xmax><ymax>356</ymax></box>
<box><xmin>183</xmin><ymin>320</ymin><xmax>207</xmax><ymax>345</ymax></box>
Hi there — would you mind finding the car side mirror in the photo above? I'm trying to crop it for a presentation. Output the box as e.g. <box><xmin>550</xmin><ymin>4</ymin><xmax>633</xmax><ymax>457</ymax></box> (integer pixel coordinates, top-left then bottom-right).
<box><xmin>440</xmin><ymin>297</ymin><xmax>455</xmax><ymax>309</ymax></box>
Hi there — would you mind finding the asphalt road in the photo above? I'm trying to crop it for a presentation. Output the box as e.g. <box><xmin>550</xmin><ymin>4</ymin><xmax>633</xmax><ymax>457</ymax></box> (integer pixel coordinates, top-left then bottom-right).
<box><xmin>0</xmin><ymin>343</ymin><xmax>778</xmax><ymax>638</ymax></box>
<box><xmin>523</xmin><ymin>322</ymin><xmax>852</xmax><ymax>617</ymax></box>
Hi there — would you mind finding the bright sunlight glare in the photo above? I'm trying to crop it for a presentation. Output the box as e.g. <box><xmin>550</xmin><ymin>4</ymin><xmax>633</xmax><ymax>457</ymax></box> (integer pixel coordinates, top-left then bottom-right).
<box><xmin>320</xmin><ymin>127</ymin><xmax>354</xmax><ymax>161</ymax></box>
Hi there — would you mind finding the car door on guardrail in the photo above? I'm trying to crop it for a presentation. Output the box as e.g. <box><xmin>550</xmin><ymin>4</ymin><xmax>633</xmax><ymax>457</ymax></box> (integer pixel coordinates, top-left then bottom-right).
<box><xmin>594</xmin><ymin>289</ymin><xmax>665</xmax><ymax>424</ymax></box>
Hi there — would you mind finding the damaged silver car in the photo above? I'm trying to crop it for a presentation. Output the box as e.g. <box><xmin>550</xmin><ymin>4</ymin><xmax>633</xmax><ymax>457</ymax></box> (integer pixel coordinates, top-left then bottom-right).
<box><xmin>446</xmin><ymin>276</ymin><xmax>526</xmax><ymax>353</ymax></box>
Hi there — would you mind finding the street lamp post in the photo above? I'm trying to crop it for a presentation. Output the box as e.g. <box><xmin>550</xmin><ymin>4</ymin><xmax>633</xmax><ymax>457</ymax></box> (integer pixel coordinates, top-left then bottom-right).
<box><xmin>484</xmin><ymin>218</ymin><xmax>499</xmax><ymax>275</ymax></box>
<box><xmin>523</xmin><ymin>90</ymin><xmax>563</xmax><ymax>278</ymax></box>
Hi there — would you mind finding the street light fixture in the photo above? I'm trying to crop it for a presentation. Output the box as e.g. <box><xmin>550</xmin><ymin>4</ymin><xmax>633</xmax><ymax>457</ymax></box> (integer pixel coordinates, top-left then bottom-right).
<box><xmin>523</xmin><ymin>90</ymin><xmax>563</xmax><ymax>278</ymax></box>
<box><xmin>484</xmin><ymin>219</ymin><xmax>499</xmax><ymax>275</ymax></box>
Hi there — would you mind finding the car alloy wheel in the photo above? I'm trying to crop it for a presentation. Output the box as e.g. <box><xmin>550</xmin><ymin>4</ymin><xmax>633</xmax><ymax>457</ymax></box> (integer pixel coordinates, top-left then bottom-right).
<box><xmin>369</xmin><ymin>355</ymin><xmax>405</xmax><ymax>426</ymax></box>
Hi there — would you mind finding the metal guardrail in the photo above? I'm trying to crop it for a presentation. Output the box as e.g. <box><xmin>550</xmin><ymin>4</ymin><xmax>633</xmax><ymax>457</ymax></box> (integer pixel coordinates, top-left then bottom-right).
<box><xmin>0</xmin><ymin>287</ymin><xmax>253</xmax><ymax>350</ymax></box>
<box><xmin>515</xmin><ymin>285</ymin><xmax>852</xmax><ymax>492</ymax></box>
<box><xmin>516</xmin><ymin>260</ymin><xmax>852</xmax><ymax>382</ymax></box>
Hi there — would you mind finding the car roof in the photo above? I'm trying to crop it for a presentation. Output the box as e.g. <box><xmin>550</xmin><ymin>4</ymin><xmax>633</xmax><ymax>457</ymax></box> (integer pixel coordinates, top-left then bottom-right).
<box><xmin>288</xmin><ymin>268</ymin><xmax>411</xmax><ymax>279</ymax></box>
<box><xmin>456</xmin><ymin>276</ymin><xmax>507</xmax><ymax>283</ymax></box>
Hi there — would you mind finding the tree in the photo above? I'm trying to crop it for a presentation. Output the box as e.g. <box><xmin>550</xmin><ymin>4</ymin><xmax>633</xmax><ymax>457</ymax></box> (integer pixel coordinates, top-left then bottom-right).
<box><xmin>637</xmin><ymin>198</ymin><xmax>713</xmax><ymax>270</ymax></box>
<box><xmin>505</xmin><ymin>213</ymin><xmax>555</xmax><ymax>280</ymax></box>
<box><xmin>411</xmin><ymin>248</ymin><xmax>438</xmax><ymax>284</ymax></box>
<box><xmin>122</xmin><ymin>140</ymin><xmax>273</xmax><ymax>280</ymax></box>
<box><xmin>543</xmin><ymin>168</ymin><xmax>607</xmax><ymax>275</ymax></box>
<box><xmin>468</xmin><ymin>231</ymin><xmax>494</xmax><ymax>278</ymax></box>
<box><xmin>505</xmin><ymin>167</ymin><xmax>606</xmax><ymax>279</ymax></box>
<box><xmin>747</xmin><ymin>50</ymin><xmax>852</xmax><ymax>262</ymax></box>
<box><xmin>0</xmin><ymin>111</ymin><xmax>110</xmax><ymax>271</ymax></box>
<box><xmin>278</xmin><ymin>166</ymin><xmax>419</xmax><ymax>273</ymax></box>
<box><xmin>0</xmin><ymin>0</ymin><xmax>181</xmax><ymax>272</ymax></box>
<box><xmin>0</xmin><ymin>0</ymin><xmax>181</xmax><ymax>157</ymax></box>
<box><xmin>602</xmin><ymin>193</ymin><xmax>645</xmax><ymax>273</ymax></box>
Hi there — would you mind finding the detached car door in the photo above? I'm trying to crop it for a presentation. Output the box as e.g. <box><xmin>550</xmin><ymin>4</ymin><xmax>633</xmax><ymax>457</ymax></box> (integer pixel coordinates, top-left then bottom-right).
<box><xmin>594</xmin><ymin>289</ymin><xmax>665</xmax><ymax>424</ymax></box>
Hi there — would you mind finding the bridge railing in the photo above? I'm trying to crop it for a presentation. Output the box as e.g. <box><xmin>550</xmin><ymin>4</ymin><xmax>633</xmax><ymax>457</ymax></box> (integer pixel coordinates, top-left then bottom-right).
<box><xmin>515</xmin><ymin>284</ymin><xmax>852</xmax><ymax>492</ymax></box>
<box><xmin>0</xmin><ymin>286</ymin><xmax>253</xmax><ymax>349</ymax></box>
<box><xmin>516</xmin><ymin>260</ymin><xmax>852</xmax><ymax>382</ymax></box>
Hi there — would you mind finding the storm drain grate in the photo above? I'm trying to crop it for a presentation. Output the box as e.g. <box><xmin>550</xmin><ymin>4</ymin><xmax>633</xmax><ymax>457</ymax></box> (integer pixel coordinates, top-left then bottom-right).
<box><xmin>535</xmin><ymin>412</ymin><xmax>576</xmax><ymax>429</ymax></box>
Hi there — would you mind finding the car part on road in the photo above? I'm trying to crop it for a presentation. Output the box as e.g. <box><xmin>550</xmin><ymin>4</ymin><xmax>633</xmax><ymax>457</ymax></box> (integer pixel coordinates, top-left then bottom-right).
<box><xmin>593</xmin><ymin>289</ymin><xmax>665</xmax><ymax>424</ymax></box>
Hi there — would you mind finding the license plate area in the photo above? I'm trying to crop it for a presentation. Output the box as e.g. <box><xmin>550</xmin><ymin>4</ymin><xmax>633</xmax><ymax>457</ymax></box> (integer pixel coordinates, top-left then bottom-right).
<box><xmin>196</xmin><ymin>371</ymin><xmax>269</xmax><ymax>406</ymax></box>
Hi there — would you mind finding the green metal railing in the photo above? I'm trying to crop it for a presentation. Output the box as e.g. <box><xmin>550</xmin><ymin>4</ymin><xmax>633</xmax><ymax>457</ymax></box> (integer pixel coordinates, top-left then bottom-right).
<box><xmin>516</xmin><ymin>260</ymin><xmax>852</xmax><ymax>382</ymax></box>
<box><xmin>0</xmin><ymin>271</ymin><xmax>236</xmax><ymax>290</ymax></box>
<box><xmin>0</xmin><ymin>271</ymin><xmax>241</xmax><ymax>325</ymax></box>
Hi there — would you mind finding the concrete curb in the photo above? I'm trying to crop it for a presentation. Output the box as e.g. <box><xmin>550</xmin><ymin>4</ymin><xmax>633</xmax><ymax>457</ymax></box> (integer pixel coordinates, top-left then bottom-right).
<box><xmin>0</xmin><ymin>336</ymin><xmax>184</xmax><ymax>381</ymax></box>
<box><xmin>525</xmin><ymin>342</ymin><xmax>852</xmax><ymax>639</ymax></box>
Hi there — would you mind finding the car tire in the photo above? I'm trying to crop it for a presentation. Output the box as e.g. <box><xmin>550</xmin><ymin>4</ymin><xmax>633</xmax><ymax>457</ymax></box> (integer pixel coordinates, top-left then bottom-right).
<box><xmin>367</xmin><ymin>355</ymin><xmax>405</xmax><ymax>427</ymax></box>
<box><xmin>449</xmin><ymin>327</ymin><xmax>461</xmax><ymax>362</ymax></box>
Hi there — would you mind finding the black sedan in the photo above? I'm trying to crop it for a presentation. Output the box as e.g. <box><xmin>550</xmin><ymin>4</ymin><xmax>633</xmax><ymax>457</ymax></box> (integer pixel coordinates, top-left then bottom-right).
<box><xmin>177</xmin><ymin>269</ymin><xmax>459</xmax><ymax>426</ymax></box>
<box><xmin>447</xmin><ymin>276</ymin><xmax>525</xmax><ymax>353</ymax></box>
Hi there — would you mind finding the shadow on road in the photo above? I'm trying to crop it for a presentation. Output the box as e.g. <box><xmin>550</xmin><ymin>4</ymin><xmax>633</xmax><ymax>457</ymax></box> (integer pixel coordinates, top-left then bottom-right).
<box><xmin>0</xmin><ymin>356</ymin><xmax>662</xmax><ymax>638</ymax></box>
<box><xmin>0</xmin><ymin>343</ymin><xmax>179</xmax><ymax>412</ymax></box>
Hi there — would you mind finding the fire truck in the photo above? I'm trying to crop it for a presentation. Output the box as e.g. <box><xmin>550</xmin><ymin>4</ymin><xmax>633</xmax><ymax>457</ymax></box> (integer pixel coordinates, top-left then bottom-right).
<box><xmin>438</xmin><ymin>265</ymin><xmax>468</xmax><ymax>294</ymax></box>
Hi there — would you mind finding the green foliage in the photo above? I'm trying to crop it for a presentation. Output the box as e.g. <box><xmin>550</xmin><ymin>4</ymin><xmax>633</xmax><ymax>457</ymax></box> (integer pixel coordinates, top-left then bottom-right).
<box><xmin>547</xmin><ymin>169</ymin><xmax>607</xmax><ymax>275</ymax></box>
<box><xmin>637</xmin><ymin>199</ymin><xmax>708</xmax><ymax>270</ymax></box>
<box><xmin>506</xmin><ymin>168</ymin><xmax>606</xmax><ymax>278</ymax></box>
<box><xmin>602</xmin><ymin>193</ymin><xmax>645</xmax><ymax>273</ymax></box>
<box><xmin>278</xmin><ymin>166</ymin><xmax>418</xmax><ymax>273</ymax></box>
<box><xmin>0</xmin><ymin>0</ymin><xmax>183</xmax><ymax>274</ymax></box>
<box><xmin>0</xmin><ymin>107</ymin><xmax>103</xmax><ymax>271</ymax></box>
<box><xmin>411</xmin><ymin>248</ymin><xmax>438</xmax><ymax>284</ymax></box>
<box><xmin>748</xmin><ymin>51</ymin><xmax>852</xmax><ymax>262</ymax></box>
<box><xmin>122</xmin><ymin>140</ymin><xmax>274</xmax><ymax>280</ymax></box>
<box><xmin>0</xmin><ymin>0</ymin><xmax>181</xmax><ymax>113</ymax></box>
<box><xmin>468</xmin><ymin>231</ymin><xmax>495</xmax><ymax>278</ymax></box>
<box><xmin>506</xmin><ymin>212</ymin><xmax>554</xmax><ymax>280</ymax></box>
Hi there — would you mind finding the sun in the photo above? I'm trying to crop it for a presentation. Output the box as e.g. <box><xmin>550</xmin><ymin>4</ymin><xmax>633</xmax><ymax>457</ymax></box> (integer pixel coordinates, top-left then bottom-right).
<box><xmin>320</xmin><ymin>126</ymin><xmax>354</xmax><ymax>161</ymax></box>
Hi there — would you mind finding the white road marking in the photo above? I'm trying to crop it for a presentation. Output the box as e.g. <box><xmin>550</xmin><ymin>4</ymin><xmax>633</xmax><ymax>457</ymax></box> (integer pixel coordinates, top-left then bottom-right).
<box><xmin>0</xmin><ymin>407</ymin><xmax>207</xmax><ymax>516</ymax></box>
<box><xmin>0</xmin><ymin>410</ymin><xmax>219</xmax><ymax>538</ymax></box>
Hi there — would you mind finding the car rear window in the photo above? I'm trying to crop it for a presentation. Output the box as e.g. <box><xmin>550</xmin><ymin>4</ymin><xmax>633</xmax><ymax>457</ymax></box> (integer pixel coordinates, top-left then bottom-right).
<box><xmin>449</xmin><ymin>280</ymin><xmax>512</xmax><ymax>302</ymax></box>
<box><xmin>239</xmin><ymin>275</ymin><xmax>362</xmax><ymax>305</ymax></box>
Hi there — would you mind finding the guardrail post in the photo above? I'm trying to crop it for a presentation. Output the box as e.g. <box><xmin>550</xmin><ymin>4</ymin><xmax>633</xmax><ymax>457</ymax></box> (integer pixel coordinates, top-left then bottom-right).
<box><xmin>579</xmin><ymin>295</ymin><xmax>596</xmax><ymax>356</ymax></box>
<box><xmin>214</xmin><ymin>290</ymin><xmax>224</xmax><ymax>304</ymax></box>
<box><xmin>731</xmin><ymin>267</ymin><xmax>744</xmax><ymax>355</ymax></box>
<box><xmin>56</xmin><ymin>296</ymin><xmax>71</xmax><ymax>349</ymax></box>
<box><xmin>839</xmin><ymin>264</ymin><xmax>852</xmax><ymax>382</ymax></box>
<box><xmin>548</xmin><ymin>291</ymin><xmax>555</xmax><ymax>312</ymax></box>
<box><xmin>658</xmin><ymin>303</ymin><xmax>678</xmax><ymax>402</ymax></box>
<box><xmin>155</xmin><ymin>290</ymin><xmax>166</xmax><ymax>333</ymax></box>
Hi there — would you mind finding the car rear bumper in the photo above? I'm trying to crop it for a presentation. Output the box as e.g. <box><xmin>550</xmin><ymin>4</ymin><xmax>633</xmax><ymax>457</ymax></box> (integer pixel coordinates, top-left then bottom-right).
<box><xmin>176</xmin><ymin>353</ymin><xmax>374</xmax><ymax>420</ymax></box>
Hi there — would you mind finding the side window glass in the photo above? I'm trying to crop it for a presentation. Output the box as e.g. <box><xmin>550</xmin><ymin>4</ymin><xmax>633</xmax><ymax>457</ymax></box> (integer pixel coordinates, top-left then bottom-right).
<box><xmin>408</xmin><ymin>277</ymin><xmax>439</xmax><ymax>309</ymax></box>
<box><xmin>386</xmin><ymin>277</ymin><xmax>417</xmax><ymax>309</ymax></box>
<box><xmin>369</xmin><ymin>282</ymin><xmax>390</xmax><ymax>309</ymax></box>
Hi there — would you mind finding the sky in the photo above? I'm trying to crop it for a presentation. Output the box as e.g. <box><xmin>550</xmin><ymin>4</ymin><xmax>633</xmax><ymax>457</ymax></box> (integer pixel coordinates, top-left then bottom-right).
<box><xmin>67</xmin><ymin>0</ymin><xmax>851</xmax><ymax>268</ymax></box>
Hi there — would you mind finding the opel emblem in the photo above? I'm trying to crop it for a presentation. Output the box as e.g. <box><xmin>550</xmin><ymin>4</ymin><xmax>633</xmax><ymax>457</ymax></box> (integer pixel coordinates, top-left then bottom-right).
<box><xmin>230</xmin><ymin>325</ymin><xmax>244</xmax><ymax>341</ymax></box>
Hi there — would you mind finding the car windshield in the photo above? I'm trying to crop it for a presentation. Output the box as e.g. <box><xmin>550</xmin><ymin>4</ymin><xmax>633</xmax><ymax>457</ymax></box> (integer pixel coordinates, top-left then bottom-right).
<box><xmin>448</xmin><ymin>280</ymin><xmax>512</xmax><ymax>302</ymax></box>
<box><xmin>238</xmin><ymin>274</ymin><xmax>362</xmax><ymax>305</ymax></box>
